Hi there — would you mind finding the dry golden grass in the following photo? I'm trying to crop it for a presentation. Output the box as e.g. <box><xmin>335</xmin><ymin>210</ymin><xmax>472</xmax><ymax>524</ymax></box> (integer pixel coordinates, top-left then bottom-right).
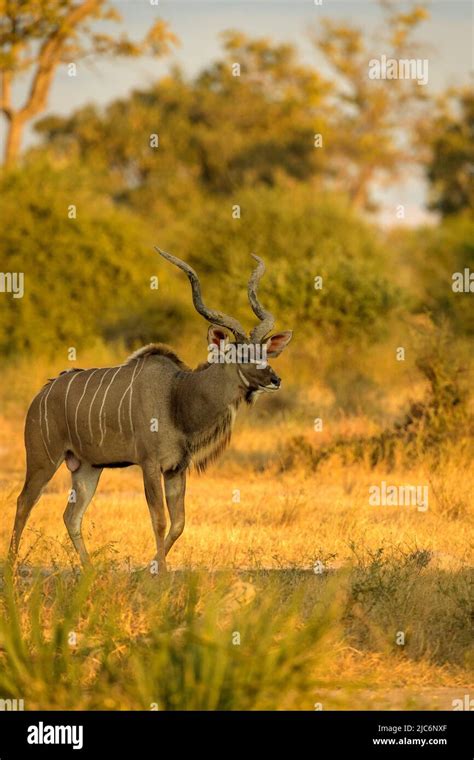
<box><xmin>1</xmin><ymin>418</ymin><xmax>472</xmax><ymax>572</ymax></box>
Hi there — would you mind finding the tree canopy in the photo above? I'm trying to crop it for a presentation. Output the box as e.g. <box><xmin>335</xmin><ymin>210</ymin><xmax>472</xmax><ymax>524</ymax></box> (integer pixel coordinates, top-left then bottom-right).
<box><xmin>421</xmin><ymin>89</ymin><xmax>474</xmax><ymax>217</ymax></box>
<box><xmin>0</xmin><ymin>0</ymin><xmax>176</xmax><ymax>165</ymax></box>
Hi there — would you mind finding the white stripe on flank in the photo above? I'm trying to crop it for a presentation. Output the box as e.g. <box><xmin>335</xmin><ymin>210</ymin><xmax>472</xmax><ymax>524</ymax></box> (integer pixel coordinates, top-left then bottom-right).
<box><xmin>117</xmin><ymin>357</ymin><xmax>146</xmax><ymax>436</ymax></box>
<box><xmin>74</xmin><ymin>368</ymin><xmax>100</xmax><ymax>450</ymax></box>
<box><xmin>64</xmin><ymin>371</ymin><xmax>82</xmax><ymax>444</ymax></box>
<box><xmin>88</xmin><ymin>368</ymin><xmax>113</xmax><ymax>441</ymax></box>
<box><xmin>39</xmin><ymin>387</ymin><xmax>44</xmax><ymax>435</ymax></box>
<box><xmin>39</xmin><ymin>386</ymin><xmax>55</xmax><ymax>464</ymax></box>
<box><xmin>98</xmin><ymin>365</ymin><xmax>124</xmax><ymax>446</ymax></box>
<box><xmin>43</xmin><ymin>375</ymin><xmax>62</xmax><ymax>442</ymax></box>
<box><xmin>128</xmin><ymin>358</ymin><xmax>147</xmax><ymax>449</ymax></box>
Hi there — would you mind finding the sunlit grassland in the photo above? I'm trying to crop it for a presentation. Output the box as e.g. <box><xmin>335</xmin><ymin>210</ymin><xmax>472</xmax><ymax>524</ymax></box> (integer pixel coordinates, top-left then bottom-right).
<box><xmin>0</xmin><ymin>349</ymin><xmax>472</xmax><ymax>710</ymax></box>
<box><xmin>0</xmin><ymin>420</ymin><xmax>471</xmax><ymax>573</ymax></box>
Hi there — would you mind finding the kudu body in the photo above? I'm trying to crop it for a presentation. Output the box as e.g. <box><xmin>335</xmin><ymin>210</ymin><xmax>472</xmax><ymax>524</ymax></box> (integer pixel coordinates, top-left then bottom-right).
<box><xmin>9</xmin><ymin>250</ymin><xmax>292</xmax><ymax>571</ymax></box>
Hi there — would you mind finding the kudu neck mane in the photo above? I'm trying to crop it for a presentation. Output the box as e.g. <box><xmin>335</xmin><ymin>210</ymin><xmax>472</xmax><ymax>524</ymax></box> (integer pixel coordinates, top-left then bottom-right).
<box><xmin>173</xmin><ymin>361</ymin><xmax>245</xmax><ymax>474</ymax></box>
<box><xmin>130</xmin><ymin>343</ymin><xmax>245</xmax><ymax>474</ymax></box>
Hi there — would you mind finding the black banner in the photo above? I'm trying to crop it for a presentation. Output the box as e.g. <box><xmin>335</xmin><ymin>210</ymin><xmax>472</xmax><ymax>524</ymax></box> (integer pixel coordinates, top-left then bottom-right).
<box><xmin>0</xmin><ymin>710</ymin><xmax>472</xmax><ymax>757</ymax></box>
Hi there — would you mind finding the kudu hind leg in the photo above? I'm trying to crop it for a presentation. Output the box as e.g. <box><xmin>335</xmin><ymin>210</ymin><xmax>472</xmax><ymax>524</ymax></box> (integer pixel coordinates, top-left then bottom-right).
<box><xmin>164</xmin><ymin>469</ymin><xmax>186</xmax><ymax>557</ymax></box>
<box><xmin>142</xmin><ymin>461</ymin><xmax>167</xmax><ymax>574</ymax></box>
<box><xmin>64</xmin><ymin>463</ymin><xmax>102</xmax><ymax>567</ymax></box>
<box><xmin>9</xmin><ymin>464</ymin><xmax>57</xmax><ymax>563</ymax></box>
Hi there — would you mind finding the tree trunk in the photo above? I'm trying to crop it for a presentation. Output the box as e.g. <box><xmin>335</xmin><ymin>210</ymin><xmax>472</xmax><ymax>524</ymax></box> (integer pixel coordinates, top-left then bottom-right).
<box><xmin>351</xmin><ymin>165</ymin><xmax>374</xmax><ymax>210</ymax></box>
<box><xmin>4</xmin><ymin>115</ymin><xmax>24</xmax><ymax>168</ymax></box>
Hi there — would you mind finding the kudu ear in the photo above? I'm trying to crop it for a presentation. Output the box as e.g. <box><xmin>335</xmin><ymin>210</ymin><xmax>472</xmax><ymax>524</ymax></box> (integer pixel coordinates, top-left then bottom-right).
<box><xmin>208</xmin><ymin>325</ymin><xmax>230</xmax><ymax>348</ymax></box>
<box><xmin>264</xmin><ymin>331</ymin><xmax>292</xmax><ymax>357</ymax></box>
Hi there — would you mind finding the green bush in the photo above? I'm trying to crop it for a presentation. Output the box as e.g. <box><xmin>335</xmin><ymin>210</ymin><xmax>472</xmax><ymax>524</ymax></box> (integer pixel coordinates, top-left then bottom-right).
<box><xmin>0</xmin><ymin>160</ymin><xmax>188</xmax><ymax>357</ymax></box>
<box><xmin>164</xmin><ymin>184</ymin><xmax>401</xmax><ymax>343</ymax></box>
<box><xmin>0</xmin><ymin>166</ymin><xmax>402</xmax><ymax>359</ymax></box>
<box><xmin>408</xmin><ymin>215</ymin><xmax>474</xmax><ymax>335</ymax></box>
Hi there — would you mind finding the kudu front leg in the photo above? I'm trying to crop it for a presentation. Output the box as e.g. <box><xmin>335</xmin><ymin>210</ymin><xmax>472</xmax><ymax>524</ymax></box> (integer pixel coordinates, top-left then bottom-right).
<box><xmin>142</xmin><ymin>461</ymin><xmax>167</xmax><ymax>574</ymax></box>
<box><xmin>163</xmin><ymin>469</ymin><xmax>186</xmax><ymax>557</ymax></box>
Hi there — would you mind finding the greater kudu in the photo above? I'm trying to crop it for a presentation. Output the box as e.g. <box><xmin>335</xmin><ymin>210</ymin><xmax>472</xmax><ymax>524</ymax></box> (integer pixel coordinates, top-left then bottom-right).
<box><xmin>9</xmin><ymin>249</ymin><xmax>292</xmax><ymax>572</ymax></box>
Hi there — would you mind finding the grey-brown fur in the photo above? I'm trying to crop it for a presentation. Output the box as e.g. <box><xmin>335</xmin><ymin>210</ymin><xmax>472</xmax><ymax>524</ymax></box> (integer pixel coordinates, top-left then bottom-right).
<box><xmin>8</xmin><ymin>251</ymin><xmax>292</xmax><ymax>573</ymax></box>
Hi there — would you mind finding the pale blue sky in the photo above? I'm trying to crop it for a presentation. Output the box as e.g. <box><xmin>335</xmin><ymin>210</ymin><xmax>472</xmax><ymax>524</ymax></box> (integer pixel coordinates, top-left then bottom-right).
<box><xmin>3</xmin><ymin>0</ymin><xmax>472</xmax><ymax>225</ymax></box>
